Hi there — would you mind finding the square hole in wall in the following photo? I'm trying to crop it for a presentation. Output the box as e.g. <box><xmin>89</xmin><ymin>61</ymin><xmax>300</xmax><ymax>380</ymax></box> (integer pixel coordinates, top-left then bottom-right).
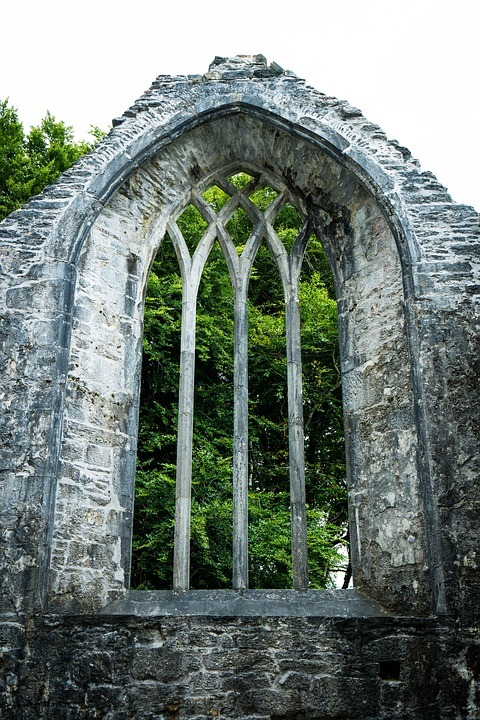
<box><xmin>379</xmin><ymin>660</ymin><xmax>401</xmax><ymax>681</ymax></box>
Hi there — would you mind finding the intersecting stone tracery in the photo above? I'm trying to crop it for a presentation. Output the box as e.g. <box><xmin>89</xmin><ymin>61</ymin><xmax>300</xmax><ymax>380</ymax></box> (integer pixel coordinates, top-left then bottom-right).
<box><xmin>168</xmin><ymin>171</ymin><xmax>310</xmax><ymax>591</ymax></box>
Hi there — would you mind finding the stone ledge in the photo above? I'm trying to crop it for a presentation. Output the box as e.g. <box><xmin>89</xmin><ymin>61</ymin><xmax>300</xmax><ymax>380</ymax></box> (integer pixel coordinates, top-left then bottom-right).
<box><xmin>98</xmin><ymin>588</ymin><xmax>389</xmax><ymax>618</ymax></box>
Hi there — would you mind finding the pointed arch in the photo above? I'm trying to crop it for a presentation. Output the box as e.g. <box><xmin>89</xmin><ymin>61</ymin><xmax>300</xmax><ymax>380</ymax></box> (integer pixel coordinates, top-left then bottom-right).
<box><xmin>3</xmin><ymin>65</ymin><xmax>476</xmax><ymax>619</ymax></box>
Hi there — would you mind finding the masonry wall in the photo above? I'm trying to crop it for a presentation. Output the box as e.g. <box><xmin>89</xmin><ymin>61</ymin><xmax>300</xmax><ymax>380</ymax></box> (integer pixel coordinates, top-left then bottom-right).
<box><xmin>2</xmin><ymin>613</ymin><xmax>480</xmax><ymax>720</ymax></box>
<box><xmin>44</xmin><ymin>112</ymin><xmax>431</xmax><ymax>614</ymax></box>
<box><xmin>0</xmin><ymin>55</ymin><xmax>479</xmax><ymax>718</ymax></box>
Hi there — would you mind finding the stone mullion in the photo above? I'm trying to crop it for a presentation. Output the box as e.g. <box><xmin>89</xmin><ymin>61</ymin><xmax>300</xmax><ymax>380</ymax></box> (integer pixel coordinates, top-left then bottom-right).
<box><xmin>169</xmin><ymin>218</ymin><xmax>216</xmax><ymax>591</ymax></box>
<box><xmin>264</xmin><ymin>221</ymin><xmax>309</xmax><ymax>589</ymax></box>
<box><xmin>217</xmin><ymin>211</ymin><xmax>263</xmax><ymax>590</ymax></box>
<box><xmin>214</xmin><ymin>221</ymin><xmax>249</xmax><ymax>589</ymax></box>
<box><xmin>286</xmin><ymin>225</ymin><xmax>310</xmax><ymax>590</ymax></box>
<box><xmin>232</xmin><ymin>281</ymin><xmax>249</xmax><ymax>589</ymax></box>
<box><xmin>285</xmin><ymin>281</ymin><xmax>308</xmax><ymax>590</ymax></box>
<box><xmin>172</xmin><ymin>286</ymin><xmax>197</xmax><ymax>591</ymax></box>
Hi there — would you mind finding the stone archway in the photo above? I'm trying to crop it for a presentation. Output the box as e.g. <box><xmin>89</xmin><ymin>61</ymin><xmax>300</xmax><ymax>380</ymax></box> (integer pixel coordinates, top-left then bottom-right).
<box><xmin>46</xmin><ymin>110</ymin><xmax>428</xmax><ymax>615</ymax></box>
<box><xmin>1</xmin><ymin>57</ymin><xmax>478</xmax><ymax>625</ymax></box>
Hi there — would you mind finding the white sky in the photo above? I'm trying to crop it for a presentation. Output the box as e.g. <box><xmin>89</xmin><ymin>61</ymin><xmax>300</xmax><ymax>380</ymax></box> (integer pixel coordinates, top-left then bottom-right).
<box><xmin>1</xmin><ymin>0</ymin><xmax>478</xmax><ymax>209</ymax></box>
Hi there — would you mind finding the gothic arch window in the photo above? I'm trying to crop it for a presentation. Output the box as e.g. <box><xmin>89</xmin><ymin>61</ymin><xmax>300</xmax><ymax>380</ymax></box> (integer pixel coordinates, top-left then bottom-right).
<box><xmin>44</xmin><ymin>108</ymin><xmax>434</xmax><ymax>616</ymax></box>
<box><xmin>136</xmin><ymin>169</ymin><xmax>344</xmax><ymax>592</ymax></box>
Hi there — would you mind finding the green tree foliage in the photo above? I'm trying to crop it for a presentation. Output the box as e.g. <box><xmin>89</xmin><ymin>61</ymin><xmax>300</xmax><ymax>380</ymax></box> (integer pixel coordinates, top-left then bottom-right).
<box><xmin>0</xmin><ymin>99</ymin><xmax>102</xmax><ymax>220</ymax></box>
<box><xmin>133</xmin><ymin>176</ymin><xmax>348</xmax><ymax>590</ymax></box>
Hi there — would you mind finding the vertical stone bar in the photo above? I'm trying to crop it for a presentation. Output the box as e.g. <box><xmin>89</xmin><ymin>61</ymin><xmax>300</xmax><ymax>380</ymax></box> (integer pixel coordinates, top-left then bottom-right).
<box><xmin>233</xmin><ymin>286</ymin><xmax>249</xmax><ymax>589</ymax></box>
<box><xmin>173</xmin><ymin>292</ymin><xmax>196</xmax><ymax>591</ymax></box>
<box><xmin>285</xmin><ymin>289</ymin><xmax>309</xmax><ymax>589</ymax></box>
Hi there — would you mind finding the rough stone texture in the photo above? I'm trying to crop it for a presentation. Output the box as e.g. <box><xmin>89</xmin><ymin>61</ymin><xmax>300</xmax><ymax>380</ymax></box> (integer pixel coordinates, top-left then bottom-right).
<box><xmin>46</xmin><ymin>113</ymin><xmax>428</xmax><ymax>615</ymax></box>
<box><xmin>98</xmin><ymin>589</ymin><xmax>388</xmax><ymax>617</ymax></box>
<box><xmin>0</xmin><ymin>54</ymin><xmax>479</xmax><ymax>717</ymax></box>
<box><xmin>2</xmin><ymin>613</ymin><xmax>480</xmax><ymax>720</ymax></box>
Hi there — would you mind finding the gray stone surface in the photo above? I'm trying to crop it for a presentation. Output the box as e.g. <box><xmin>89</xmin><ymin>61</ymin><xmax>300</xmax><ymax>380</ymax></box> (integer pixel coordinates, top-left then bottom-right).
<box><xmin>0</xmin><ymin>54</ymin><xmax>479</xmax><ymax>717</ymax></box>
<box><xmin>2</xmin><ymin>613</ymin><xmax>479</xmax><ymax>719</ymax></box>
<box><xmin>99</xmin><ymin>589</ymin><xmax>389</xmax><ymax>617</ymax></box>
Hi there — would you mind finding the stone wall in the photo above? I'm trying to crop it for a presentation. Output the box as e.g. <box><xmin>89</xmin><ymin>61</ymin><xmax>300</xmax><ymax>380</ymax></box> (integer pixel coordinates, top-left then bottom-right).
<box><xmin>0</xmin><ymin>55</ymin><xmax>479</xmax><ymax>717</ymax></box>
<box><xmin>2</xmin><ymin>610</ymin><xmax>479</xmax><ymax>719</ymax></box>
<box><xmin>44</xmin><ymin>111</ymin><xmax>430</xmax><ymax>614</ymax></box>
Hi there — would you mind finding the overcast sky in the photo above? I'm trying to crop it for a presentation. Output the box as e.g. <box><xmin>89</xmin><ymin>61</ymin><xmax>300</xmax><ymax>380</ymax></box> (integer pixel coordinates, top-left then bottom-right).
<box><xmin>1</xmin><ymin>0</ymin><xmax>478</xmax><ymax>209</ymax></box>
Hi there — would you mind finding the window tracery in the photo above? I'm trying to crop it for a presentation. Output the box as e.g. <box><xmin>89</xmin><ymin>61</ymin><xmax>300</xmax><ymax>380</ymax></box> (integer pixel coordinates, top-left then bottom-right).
<box><xmin>168</xmin><ymin>171</ymin><xmax>311</xmax><ymax>591</ymax></box>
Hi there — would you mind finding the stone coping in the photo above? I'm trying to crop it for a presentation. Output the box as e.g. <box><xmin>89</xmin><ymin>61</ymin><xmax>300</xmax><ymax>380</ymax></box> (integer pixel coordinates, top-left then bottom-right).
<box><xmin>98</xmin><ymin>588</ymin><xmax>389</xmax><ymax>618</ymax></box>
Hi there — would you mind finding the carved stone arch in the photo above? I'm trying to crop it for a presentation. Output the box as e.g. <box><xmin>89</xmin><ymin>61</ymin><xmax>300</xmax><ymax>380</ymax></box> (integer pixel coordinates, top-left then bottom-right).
<box><xmin>47</xmin><ymin>112</ymin><xmax>429</xmax><ymax>614</ymax></box>
<box><xmin>1</xmin><ymin>58</ymin><xmax>478</xmax><ymax>628</ymax></box>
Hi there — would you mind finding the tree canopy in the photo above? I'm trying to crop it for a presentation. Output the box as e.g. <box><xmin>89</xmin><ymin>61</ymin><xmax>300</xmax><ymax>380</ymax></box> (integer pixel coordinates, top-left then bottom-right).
<box><xmin>0</xmin><ymin>99</ymin><xmax>102</xmax><ymax>221</ymax></box>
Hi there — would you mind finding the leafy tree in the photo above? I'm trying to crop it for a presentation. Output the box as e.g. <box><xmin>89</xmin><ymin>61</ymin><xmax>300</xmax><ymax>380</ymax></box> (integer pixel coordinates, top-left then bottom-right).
<box><xmin>0</xmin><ymin>99</ymin><xmax>102</xmax><ymax>220</ymax></box>
<box><xmin>132</xmin><ymin>176</ymin><xmax>348</xmax><ymax>590</ymax></box>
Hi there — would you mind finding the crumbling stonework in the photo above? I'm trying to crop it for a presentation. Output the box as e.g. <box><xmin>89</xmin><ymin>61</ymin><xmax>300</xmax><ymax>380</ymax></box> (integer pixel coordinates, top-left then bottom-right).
<box><xmin>3</xmin><ymin>611</ymin><xmax>480</xmax><ymax>720</ymax></box>
<box><xmin>0</xmin><ymin>55</ymin><xmax>479</xmax><ymax>718</ymax></box>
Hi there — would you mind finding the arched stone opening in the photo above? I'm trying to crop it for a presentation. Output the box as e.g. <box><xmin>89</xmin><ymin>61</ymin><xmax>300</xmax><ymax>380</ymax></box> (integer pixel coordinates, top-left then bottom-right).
<box><xmin>46</xmin><ymin>111</ymin><xmax>431</xmax><ymax>614</ymax></box>
<box><xmin>133</xmin><ymin>167</ymin><xmax>344</xmax><ymax>593</ymax></box>
<box><xmin>1</xmin><ymin>56</ymin><xmax>479</xmax><ymax>719</ymax></box>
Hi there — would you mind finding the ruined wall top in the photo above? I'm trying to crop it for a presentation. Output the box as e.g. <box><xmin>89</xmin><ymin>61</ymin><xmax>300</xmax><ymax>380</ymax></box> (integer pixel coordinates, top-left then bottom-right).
<box><xmin>204</xmin><ymin>54</ymin><xmax>292</xmax><ymax>79</ymax></box>
<box><xmin>4</xmin><ymin>55</ymin><xmax>476</xmax><ymax>277</ymax></box>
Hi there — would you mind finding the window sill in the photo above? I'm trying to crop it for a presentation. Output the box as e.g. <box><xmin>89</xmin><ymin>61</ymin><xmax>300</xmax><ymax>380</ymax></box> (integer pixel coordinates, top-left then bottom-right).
<box><xmin>98</xmin><ymin>588</ymin><xmax>389</xmax><ymax>618</ymax></box>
